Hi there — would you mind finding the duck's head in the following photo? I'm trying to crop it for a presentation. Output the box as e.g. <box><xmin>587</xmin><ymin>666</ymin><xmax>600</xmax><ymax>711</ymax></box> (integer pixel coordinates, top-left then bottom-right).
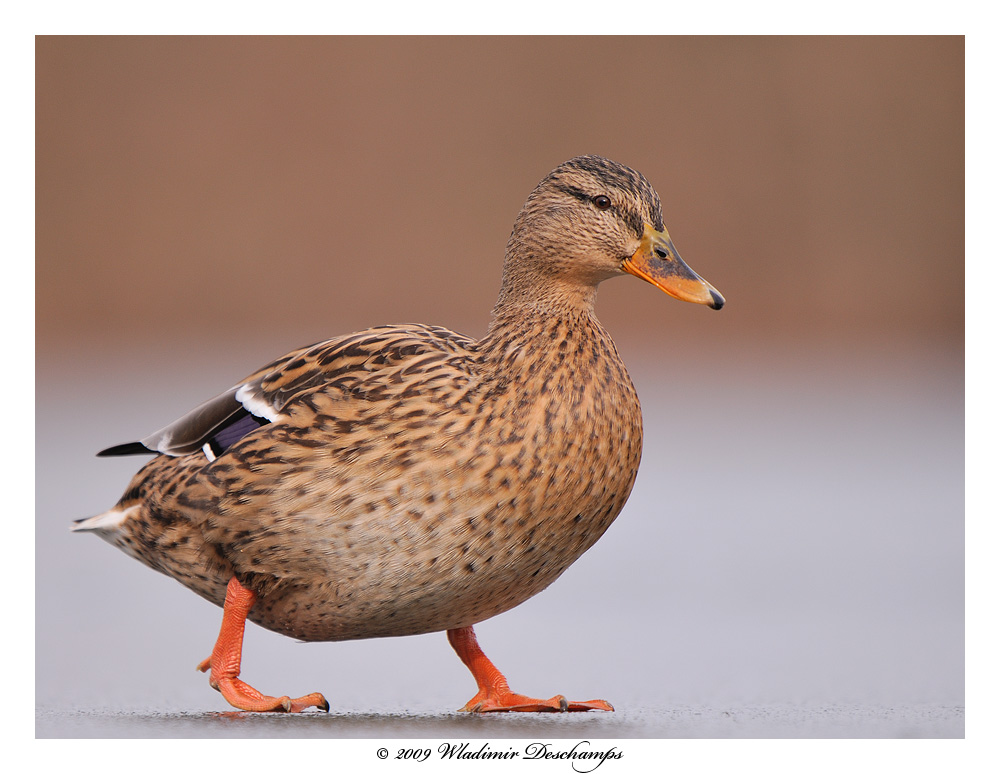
<box><xmin>499</xmin><ymin>155</ymin><xmax>724</xmax><ymax>312</ymax></box>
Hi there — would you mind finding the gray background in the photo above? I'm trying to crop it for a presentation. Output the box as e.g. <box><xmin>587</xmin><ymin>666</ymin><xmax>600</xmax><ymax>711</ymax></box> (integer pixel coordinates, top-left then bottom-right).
<box><xmin>35</xmin><ymin>36</ymin><xmax>963</xmax><ymax>739</ymax></box>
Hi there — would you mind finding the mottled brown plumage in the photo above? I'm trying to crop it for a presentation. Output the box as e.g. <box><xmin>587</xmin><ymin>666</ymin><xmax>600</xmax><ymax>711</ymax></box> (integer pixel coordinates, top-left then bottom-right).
<box><xmin>76</xmin><ymin>155</ymin><xmax>723</xmax><ymax>712</ymax></box>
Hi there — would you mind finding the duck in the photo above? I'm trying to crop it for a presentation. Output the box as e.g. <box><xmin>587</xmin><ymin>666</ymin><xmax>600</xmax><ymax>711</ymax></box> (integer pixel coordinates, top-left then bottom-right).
<box><xmin>74</xmin><ymin>155</ymin><xmax>724</xmax><ymax>714</ymax></box>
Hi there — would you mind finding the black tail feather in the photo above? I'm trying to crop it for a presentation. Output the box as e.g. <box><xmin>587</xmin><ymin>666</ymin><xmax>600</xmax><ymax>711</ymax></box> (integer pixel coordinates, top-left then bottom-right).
<box><xmin>97</xmin><ymin>441</ymin><xmax>156</xmax><ymax>457</ymax></box>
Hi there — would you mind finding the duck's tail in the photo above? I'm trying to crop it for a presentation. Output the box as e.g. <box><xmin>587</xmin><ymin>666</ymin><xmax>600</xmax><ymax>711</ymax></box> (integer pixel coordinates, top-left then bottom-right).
<box><xmin>71</xmin><ymin>504</ymin><xmax>139</xmax><ymax>536</ymax></box>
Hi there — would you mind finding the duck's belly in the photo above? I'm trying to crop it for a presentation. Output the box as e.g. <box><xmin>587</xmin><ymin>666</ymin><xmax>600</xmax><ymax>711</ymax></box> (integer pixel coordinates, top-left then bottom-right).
<box><xmin>245</xmin><ymin>472</ymin><xmax>637</xmax><ymax>642</ymax></box>
<box><xmin>106</xmin><ymin>468</ymin><xmax>635</xmax><ymax>642</ymax></box>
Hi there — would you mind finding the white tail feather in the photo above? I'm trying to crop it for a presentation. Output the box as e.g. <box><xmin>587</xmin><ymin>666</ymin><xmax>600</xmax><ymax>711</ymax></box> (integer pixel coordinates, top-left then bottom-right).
<box><xmin>71</xmin><ymin>504</ymin><xmax>140</xmax><ymax>534</ymax></box>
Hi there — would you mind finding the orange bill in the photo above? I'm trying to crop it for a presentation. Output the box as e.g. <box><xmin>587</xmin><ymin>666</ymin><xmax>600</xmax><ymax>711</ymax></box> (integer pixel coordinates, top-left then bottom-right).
<box><xmin>622</xmin><ymin>223</ymin><xmax>724</xmax><ymax>310</ymax></box>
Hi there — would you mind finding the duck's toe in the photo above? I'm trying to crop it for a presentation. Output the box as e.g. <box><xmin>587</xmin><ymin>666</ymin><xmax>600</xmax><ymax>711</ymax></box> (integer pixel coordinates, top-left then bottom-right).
<box><xmin>461</xmin><ymin>690</ymin><xmax>613</xmax><ymax>713</ymax></box>
<box><xmin>215</xmin><ymin>676</ymin><xmax>328</xmax><ymax>713</ymax></box>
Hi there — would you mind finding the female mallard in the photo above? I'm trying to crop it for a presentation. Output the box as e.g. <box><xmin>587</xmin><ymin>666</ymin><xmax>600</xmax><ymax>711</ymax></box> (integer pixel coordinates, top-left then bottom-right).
<box><xmin>75</xmin><ymin>155</ymin><xmax>724</xmax><ymax>713</ymax></box>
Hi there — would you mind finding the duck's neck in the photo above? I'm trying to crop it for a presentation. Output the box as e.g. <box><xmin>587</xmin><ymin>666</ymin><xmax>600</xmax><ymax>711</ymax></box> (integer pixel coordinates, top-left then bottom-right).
<box><xmin>480</xmin><ymin>266</ymin><xmax>610</xmax><ymax>371</ymax></box>
<box><xmin>486</xmin><ymin>251</ymin><xmax>600</xmax><ymax>336</ymax></box>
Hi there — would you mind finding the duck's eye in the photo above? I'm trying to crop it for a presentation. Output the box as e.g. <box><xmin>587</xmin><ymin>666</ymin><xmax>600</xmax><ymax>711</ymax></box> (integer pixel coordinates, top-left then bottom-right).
<box><xmin>592</xmin><ymin>195</ymin><xmax>612</xmax><ymax>211</ymax></box>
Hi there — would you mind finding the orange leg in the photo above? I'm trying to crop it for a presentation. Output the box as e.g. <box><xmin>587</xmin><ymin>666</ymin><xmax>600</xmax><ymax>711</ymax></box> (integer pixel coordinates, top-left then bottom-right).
<box><xmin>446</xmin><ymin>626</ymin><xmax>613</xmax><ymax>713</ymax></box>
<box><xmin>195</xmin><ymin>576</ymin><xmax>329</xmax><ymax>713</ymax></box>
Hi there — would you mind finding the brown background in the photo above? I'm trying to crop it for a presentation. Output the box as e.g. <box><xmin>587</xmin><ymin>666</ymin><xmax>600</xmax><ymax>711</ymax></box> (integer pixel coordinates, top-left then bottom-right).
<box><xmin>37</xmin><ymin>36</ymin><xmax>962</xmax><ymax>359</ymax></box>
